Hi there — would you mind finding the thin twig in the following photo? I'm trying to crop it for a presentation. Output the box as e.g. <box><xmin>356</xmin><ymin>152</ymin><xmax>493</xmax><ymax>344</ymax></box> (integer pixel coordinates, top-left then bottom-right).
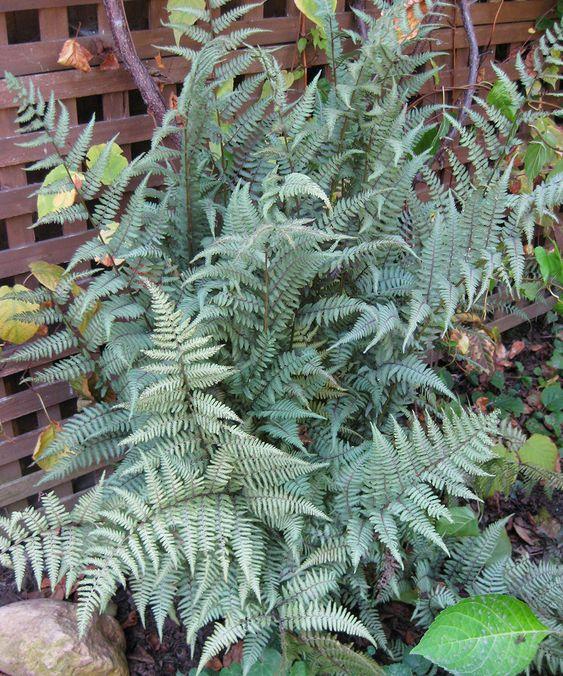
<box><xmin>434</xmin><ymin>0</ymin><xmax>479</xmax><ymax>164</ymax></box>
<box><xmin>458</xmin><ymin>0</ymin><xmax>479</xmax><ymax>126</ymax></box>
<box><xmin>102</xmin><ymin>0</ymin><xmax>168</xmax><ymax>126</ymax></box>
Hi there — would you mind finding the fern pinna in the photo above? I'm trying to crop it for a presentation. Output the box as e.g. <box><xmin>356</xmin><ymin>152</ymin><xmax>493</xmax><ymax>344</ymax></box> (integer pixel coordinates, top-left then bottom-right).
<box><xmin>1</xmin><ymin>1</ymin><xmax>562</xmax><ymax>673</ymax></box>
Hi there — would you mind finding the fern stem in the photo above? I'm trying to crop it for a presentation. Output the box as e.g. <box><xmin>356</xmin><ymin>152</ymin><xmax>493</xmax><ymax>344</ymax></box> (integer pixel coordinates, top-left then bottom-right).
<box><xmin>263</xmin><ymin>244</ymin><xmax>270</xmax><ymax>332</ymax></box>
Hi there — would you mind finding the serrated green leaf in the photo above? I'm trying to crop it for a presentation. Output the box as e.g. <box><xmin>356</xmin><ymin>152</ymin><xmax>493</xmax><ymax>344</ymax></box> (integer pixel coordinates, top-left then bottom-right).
<box><xmin>412</xmin><ymin>594</ymin><xmax>550</xmax><ymax>676</ymax></box>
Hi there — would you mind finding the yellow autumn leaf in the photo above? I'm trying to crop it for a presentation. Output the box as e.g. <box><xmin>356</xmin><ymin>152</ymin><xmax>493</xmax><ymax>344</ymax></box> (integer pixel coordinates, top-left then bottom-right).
<box><xmin>86</xmin><ymin>143</ymin><xmax>128</xmax><ymax>186</ymax></box>
<box><xmin>79</xmin><ymin>300</ymin><xmax>101</xmax><ymax>335</ymax></box>
<box><xmin>32</xmin><ymin>421</ymin><xmax>70</xmax><ymax>471</ymax></box>
<box><xmin>293</xmin><ymin>0</ymin><xmax>337</xmax><ymax>36</ymax></box>
<box><xmin>0</xmin><ymin>285</ymin><xmax>40</xmax><ymax>345</ymax></box>
<box><xmin>29</xmin><ymin>261</ymin><xmax>82</xmax><ymax>296</ymax></box>
<box><xmin>95</xmin><ymin>221</ymin><xmax>125</xmax><ymax>266</ymax></box>
<box><xmin>37</xmin><ymin>165</ymin><xmax>82</xmax><ymax>219</ymax></box>
<box><xmin>167</xmin><ymin>0</ymin><xmax>206</xmax><ymax>45</ymax></box>
<box><xmin>29</xmin><ymin>261</ymin><xmax>65</xmax><ymax>291</ymax></box>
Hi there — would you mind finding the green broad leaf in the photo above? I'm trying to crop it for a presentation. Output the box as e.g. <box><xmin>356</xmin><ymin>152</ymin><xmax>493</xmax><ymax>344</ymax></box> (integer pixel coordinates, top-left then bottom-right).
<box><xmin>167</xmin><ymin>0</ymin><xmax>206</xmax><ymax>45</ymax></box>
<box><xmin>293</xmin><ymin>0</ymin><xmax>337</xmax><ymax>36</ymax></box>
<box><xmin>520</xmin><ymin>281</ymin><xmax>541</xmax><ymax>301</ymax></box>
<box><xmin>534</xmin><ymin>245</ymin><xmax>563</xmax><ymax>285</ymax></box>
<box><xmin>247</xmin><ymin>648</ymin><xmax>282</xmax><ymax>675</ymax></box>
<box><xmin>487</xmin><ymin>80</ymin><xmax>518</xmax><ymax>121</ymax></box>
<box><xmin>37</xmin><ymin>163</ymin><xmax>80</xmax><ymax>219</ymax></box>
<box><xmin>490</xmin><ymin>393</ymin><xmax>524</xmax><ymax>417</ymax></box>
<box><xmin>518</xmin><ymin>433</ymin><xmax>558</xmax><ymax>471</ymax></box>
<box><xmin>489</xmin><ymin>371</ymin><xmax>505</xmax><ymax>391</ymax></box>
<box><xmin>524</xmin><ymin>141</ymin><xmax>554</xmax><ymax>182</ymax></box>
<box><xmin>289</xmin><ymin>662</ymin><xmax>309</xmax><ymax>676</ymax></box>
<box><xmin>413</xmin><ymin>118</ymin><xmax>450</xmax><ymax>157</ymax></box>
<box><xmin>412</xmin><ymin>594</ymin><xmax>550</xmax><ymax>676</ymax></box>
<box><xmin>436</xmin><ymin>506</ymin><xmax>479</xmax><ymax>537</ymax></box>
<box><xmin>487</xmin><ymin>528</ymin><xmax>512</xmax><ymax>566</ymax></box>
<box><xmin>547</xmin><ymin>157</ymin><xmax>563</xmax><ymax>180</ymax></box>
<box><xmin>86</xmin><ymin>142</ymin><xmax>128</xmax><ymax>186</ymax></box>
<box><xmin>476</xmin><ymin>446</ymin><xmax>518</xmax><ymax>498</ymax></box>
<box><xmin>541</xmin><ymin>384</ymin><xmax>563</xmax><ymax>412</ymax></box>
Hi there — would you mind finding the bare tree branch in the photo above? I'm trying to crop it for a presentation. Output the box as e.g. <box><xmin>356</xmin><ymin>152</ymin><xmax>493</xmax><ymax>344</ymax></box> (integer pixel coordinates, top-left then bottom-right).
<box><xmin>102</xmin><ymin>0</ymin><xmax>168</xmax><ymax>126</ymax></box>
<box><xmin>458</xmin><ymin>0</ymin><xmax>479</xmax><ymax>126</ymax></box>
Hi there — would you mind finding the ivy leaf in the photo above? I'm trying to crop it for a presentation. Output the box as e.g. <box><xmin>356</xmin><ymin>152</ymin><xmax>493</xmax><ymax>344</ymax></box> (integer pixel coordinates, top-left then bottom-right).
<box><xmin>86</xmin><ymin>143</ymin><xmax>128</xmax><ymax>186</ymax></box>
<box><xmin>487</xmin><ymin>80</ymin><xmax>518</xmax><ymax>121</ymax></box>
<box><xmin>412</xmin><ymin>595</ymin><xmax>550</xmax><ymax>676</ymax></box>
<box><xmin>518</xmin><ymin>433</ymin><xmax>558</xmax><ymax>472</ymax></box>
<box><xmin>37</xmin><ymin>164</ymin><xmax>82</xmax><ymax>219</ymax></box>
<box><xmin>524</xmin><ymin>141</ymin><xmax>554</xmax><ymax>182</ymax></box>
<box><xmin>436</xmin><ymin>506</ymin><xmax>479</xmax><ymax>537</ymax></box>
<box><xmin>0</xmin><ymin>285</ymin><xmax>40</xmax><ymax>344</ymax></box>
<box><xmin>476</xmin><ymin>445</ymin><xmax>518</xmax><ymax>498</ymax></box>
<box><xmin>167</xmin><ymin>0</ymin><xmax>206</xmax><ymax>45</ymax></box>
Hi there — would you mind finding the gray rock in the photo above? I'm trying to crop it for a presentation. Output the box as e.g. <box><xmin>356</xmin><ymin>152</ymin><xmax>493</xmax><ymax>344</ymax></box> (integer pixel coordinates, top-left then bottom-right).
<box><xmin>0</xmin><ymin>598</ymin><xmax>128</xmax><ymax>675</ymax></box>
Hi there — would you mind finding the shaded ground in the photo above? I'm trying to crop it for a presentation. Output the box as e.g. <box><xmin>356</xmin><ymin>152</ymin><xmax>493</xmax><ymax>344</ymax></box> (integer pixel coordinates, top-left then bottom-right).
<box><xmin>0</xmin><ymin>318</ymin><xmax>560</xmax><ymax>674</ymax></box>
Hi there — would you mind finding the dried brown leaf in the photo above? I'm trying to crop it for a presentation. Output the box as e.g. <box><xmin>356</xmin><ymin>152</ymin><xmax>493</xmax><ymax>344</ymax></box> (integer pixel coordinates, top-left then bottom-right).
<box><xmin>57</xmin><ymin>38</ymin><xmax>93</xmax><ymax>73</ymax></box>
<box><xmin>100</xmin><ymin>51</ymin><xmax>119</xmax><ymax>71</ymax></box>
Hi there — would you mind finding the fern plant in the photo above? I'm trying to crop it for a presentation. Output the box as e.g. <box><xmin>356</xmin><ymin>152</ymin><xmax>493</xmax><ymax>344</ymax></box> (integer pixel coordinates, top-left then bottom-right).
<box><xmin>1</xmin><ymin>1</ymin><xmax>561</xmax><ymax>672</ymax></box>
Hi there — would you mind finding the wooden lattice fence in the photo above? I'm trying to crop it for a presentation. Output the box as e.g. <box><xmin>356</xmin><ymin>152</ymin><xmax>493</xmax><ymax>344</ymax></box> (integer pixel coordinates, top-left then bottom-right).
<box><xmin>0</xmin><ymin>0</ymin><xmax>556</xmax><ymax>511</ymax></box>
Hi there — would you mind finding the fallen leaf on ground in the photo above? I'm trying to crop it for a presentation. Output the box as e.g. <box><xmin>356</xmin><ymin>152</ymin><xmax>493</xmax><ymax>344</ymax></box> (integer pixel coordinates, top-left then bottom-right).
<box><xmin>128</xmin><ymin>646</ymin><xmax>154</xmax><ymax>664</ymax></box>
<box><xmin>512</xmin><ymin>518</ymin><xmax>538</xmax><ymax>545</ymax></box>
<box><xmin>57</xmin><ymin>38</ymin><xmax>93</xmax><ymax>72</ymax></box>
<box><xmin>121</xmin><ymin>610</ymin><xmax>138</xmax><ymax>629</ymax></box>
<box><xmin>223</xmin><ymin>641</ymin><xmax>243</xmax><ymax>667</ymax></box>
<box><xmin>508</xmin><ymin>340</ymin><xmax>526</xmax><ymax>358</ymax></box>
<box><xmin>147</xmin><ymin>632</ymin><xmax>162</xmax><ymax>651</ymax></box>
<box><xmin>534</xmin><ymin>508</ymin><xmax>560</xmax><ymax>539</ymax></box>
<box><xmin>205</xmin><ymin>656</ymin><xmax>223</xmax><ymax>671</ymax></box>
<box><xmin>475</xmin><ymin>396</ymin><xmax>489</xmax><ymax>413</ymax></box>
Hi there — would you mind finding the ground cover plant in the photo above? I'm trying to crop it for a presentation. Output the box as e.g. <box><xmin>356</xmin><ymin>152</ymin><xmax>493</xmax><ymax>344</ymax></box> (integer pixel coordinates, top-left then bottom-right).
<box><xmin>0</xmin><ymin>1</ymin><xmax>562</xmax><ymax>673</ymax></box>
